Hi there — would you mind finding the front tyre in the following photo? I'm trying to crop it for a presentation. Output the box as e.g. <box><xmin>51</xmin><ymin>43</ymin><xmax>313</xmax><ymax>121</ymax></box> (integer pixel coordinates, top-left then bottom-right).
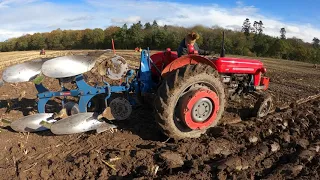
<box><xmin>154</xmin><ymin>64</ymin><xmax>226</xmax><ymax>139</ymax></box>
<box><xmin>253</xmin><ymin>93</ymin><xmax>273</xmax><ymax>118</ymax></box>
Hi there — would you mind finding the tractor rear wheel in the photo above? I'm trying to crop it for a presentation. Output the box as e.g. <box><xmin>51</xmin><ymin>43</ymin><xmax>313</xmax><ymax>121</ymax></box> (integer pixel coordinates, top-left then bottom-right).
<box><xmin>154</xmin><ymin>64</ymin><xmax>226</xmax><ymax>139</ymax></box>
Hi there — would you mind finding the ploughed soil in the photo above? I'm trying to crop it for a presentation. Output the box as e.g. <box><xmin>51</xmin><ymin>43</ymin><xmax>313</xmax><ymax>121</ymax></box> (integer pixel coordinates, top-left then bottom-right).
<box><xmin>0</xmin><ymin>50</ymin><xmax>320</xmax><ymax>180</ymax></box>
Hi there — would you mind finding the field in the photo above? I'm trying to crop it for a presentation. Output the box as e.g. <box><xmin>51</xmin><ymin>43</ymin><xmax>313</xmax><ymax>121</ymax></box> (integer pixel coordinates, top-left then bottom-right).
<box><xmin>0</xmin><ymin>50</ymin><xmax>320</xmax><ymax>180</ymax></box>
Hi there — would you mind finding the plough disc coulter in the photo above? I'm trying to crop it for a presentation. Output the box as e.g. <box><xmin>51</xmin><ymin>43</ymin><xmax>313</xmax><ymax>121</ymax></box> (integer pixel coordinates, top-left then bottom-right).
<box><xmin>2</xmin><ymin>58</ymin><xmax>47</xmax><ymax>83</ymax></box>
<box><xmin>41</xmin><ymin>55</ymin><xmax>96</xmax><ymax>78</ymax></box>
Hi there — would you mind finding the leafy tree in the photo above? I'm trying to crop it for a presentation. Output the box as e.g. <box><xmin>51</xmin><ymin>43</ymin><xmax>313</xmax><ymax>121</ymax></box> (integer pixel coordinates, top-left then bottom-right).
<box><xmin>29</xmin><ymin>33</ymin><xmax>46</xmax><ymax>49</ymax></box>
<box><xmin>73</xmin><ymin>31</ymin><xmax>85</xmax><ymax>49</ymax></box>
<box><xmin>114</xmin><ymin>25</ymin><xmax>128</xmax><ymax>49</ymax></box>
<box><xmin>242</xmin><ymin>18</ymin><xmax>251</xmax><ymax>39</ymax></box>
<box><xmin>15</xmin><ymin>35</ymin><xmax>30</xmax><ymax>50</ymax></box>
<box><xmin>152</xmin><ymin>20</ymin><xmax>158</xmax><ymax>28</ymax></box>
<box><xmin>4</xmin><ymin>38</ymin><xmax>18</xmax><ymax>51</ymax></box>
<box><xmin>103</xmin><ymin>26</ymin><xmax>120</xmax><ymax>48</ymax></box>
<box><xmin>253</xmin><ymin>35</ymin><xmax>270</xmax><ymax>56</ymax></box>
<box><xmin>92</xmin><ymin>28</ymin><xmax>105</xmax><ymax>49</ymax></box>
<box><xmin>127</xmin><ymin>22</ymin><xmax>144</xmax><ymax>47</ymax></box>
<box><xmin>253</xmin><ymin>21</ymin><xmax>264</xmax><ymax>34</ymax></box>
<box><xmin>144</xmin><ymin>22</ymin><xmax>152</xmax><ymax>30</ymax></box>
<box><xmin>46</xmin><ymin>29</ymin><xmax>64</xmax><ymax>49</ymax></box>
<box><xmin>1</xmin><ymin>20</ymin><xmax>320</xmax><ymax>63</ymax></box>
<box><xmin>312</xmin><ymin>37</ymin><xmax>320</xmax><ymax>48</ymax></box>
<box><xmin>280</xmin><ymin>28</ymin><xmax>286</xmax><ymax>39</ymax></box>
<box><xmin>228</xmin><ymin>32</ymin><xmax>247</xmax><ymax>55</ymax></box>
<box><xmin>311</xmin><ymin>48</ymin><xmax>320</xmax><ymax>63</ymax></box>
<box><xmin>290</xmin><ymin>46</ymin><xmax>309</xmax><ymax>61</ymax></box>
<box><xmin>61</xmin><ymin>30</ymin><xmax>76</xmax><ymax>49</ymax></box>
<box><xmin>268</xmin><ymin>39</ymin><xmax>290</xmax><ymax>59</ymax></box>
<box><xmin>136</xmin><ymin>21</ymin><xmax>143</xmax><ymax>29</ymax></box>
<box><xmin>82</xmin><ymin>29</ymin><xmax>94</xmax><ymax>49</ymax></box>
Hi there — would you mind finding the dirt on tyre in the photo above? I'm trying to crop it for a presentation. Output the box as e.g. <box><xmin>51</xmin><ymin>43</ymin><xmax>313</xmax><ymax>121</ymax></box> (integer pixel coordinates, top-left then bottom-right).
<box><xmin>154</xmin><ymin>64</ymin><xmax>226</xmax><ymax>139</ymax></box>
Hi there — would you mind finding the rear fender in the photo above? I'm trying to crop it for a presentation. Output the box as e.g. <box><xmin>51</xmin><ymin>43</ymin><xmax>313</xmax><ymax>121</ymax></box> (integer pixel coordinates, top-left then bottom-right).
<box><xmin>161</xmin><ymin>55</ymin><xmax>217</xmax><ymax>77</ymax></box>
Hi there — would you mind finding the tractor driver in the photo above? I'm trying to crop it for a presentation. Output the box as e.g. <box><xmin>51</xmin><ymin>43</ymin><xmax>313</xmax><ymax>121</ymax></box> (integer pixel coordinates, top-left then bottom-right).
<box><xmin>177</xmin><ymin>32</ymin><xmax>213</xmax><ymax>57</ymax></box>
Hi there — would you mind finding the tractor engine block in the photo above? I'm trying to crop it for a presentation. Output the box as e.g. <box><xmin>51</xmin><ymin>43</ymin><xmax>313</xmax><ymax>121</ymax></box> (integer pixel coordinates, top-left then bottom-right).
<box><xmin>221</xmin><ymin>74</ymin><xmax>254</xmax><ymax>99</ymax></box>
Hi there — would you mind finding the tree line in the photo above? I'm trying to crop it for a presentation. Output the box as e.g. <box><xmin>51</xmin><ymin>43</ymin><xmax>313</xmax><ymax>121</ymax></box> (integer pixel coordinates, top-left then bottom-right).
<box><xmin>1</xmin><ymin>19</ymin><xmax>320</xmax><ymax>63</ymax></box>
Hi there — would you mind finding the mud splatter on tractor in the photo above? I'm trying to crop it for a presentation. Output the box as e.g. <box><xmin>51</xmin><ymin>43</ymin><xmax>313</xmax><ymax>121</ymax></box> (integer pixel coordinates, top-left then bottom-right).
<box><xmin>0</xmin><ymin>32</ymin><xmax>272</xmax><ymax>139</ymax></box>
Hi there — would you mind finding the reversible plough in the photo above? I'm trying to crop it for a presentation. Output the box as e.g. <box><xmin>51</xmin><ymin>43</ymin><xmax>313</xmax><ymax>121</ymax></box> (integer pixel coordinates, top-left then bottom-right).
<box><xmin>0</xmin><ymin>33</ymin><xmax>273</xmax><ymax>139</ymax></box>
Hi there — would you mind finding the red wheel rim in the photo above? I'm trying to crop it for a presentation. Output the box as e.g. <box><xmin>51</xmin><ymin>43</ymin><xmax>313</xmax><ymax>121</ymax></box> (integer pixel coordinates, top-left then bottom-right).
<box><xmin>179</xmin><ymin>89</ymin><xmax>219</xmax><ymax>130</ymax></box>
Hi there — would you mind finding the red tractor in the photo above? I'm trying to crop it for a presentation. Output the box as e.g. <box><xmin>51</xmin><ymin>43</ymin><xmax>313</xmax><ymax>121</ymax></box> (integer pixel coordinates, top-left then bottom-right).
<box><xmin>40</xmin><ymin>48</ymin><xmax>45</xmax><ymax>55</ymax></box>
<box><xmin>150</xmin><ymin>32</ymin><xmax>272</xmax><ymax>139</ymax></box>
<box><xmin>3</xmin><ymin>32</ymin><xmax>272</xmax><ymax>140</ymax></box>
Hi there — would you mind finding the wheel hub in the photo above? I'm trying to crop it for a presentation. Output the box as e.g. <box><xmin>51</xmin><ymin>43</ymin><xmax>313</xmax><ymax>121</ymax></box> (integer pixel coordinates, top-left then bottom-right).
<box><xmin>179</xmin><ymin>88</ymin><xmax>219</xmax><ymax>130</ymax></box>
<box><xmin>192</xmin><ymin>98</ymin><xmax>213</xmax><ymax>122</ymax></box>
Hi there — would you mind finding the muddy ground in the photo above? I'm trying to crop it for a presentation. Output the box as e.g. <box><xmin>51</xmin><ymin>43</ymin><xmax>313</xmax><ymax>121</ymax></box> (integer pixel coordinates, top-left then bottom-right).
<box><xmin>0</xmin><ymin>50</ymin><xmax>320</xmax><ymax>180</ymax></box>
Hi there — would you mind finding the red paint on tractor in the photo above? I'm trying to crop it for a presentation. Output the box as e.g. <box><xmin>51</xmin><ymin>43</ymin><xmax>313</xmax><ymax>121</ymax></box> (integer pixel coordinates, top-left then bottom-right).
<box><xmin>254</xmin><ymin>71</ymin><xmax>262</xmax><ymax>86</ymax></box>
<box><xmin>180</xmin><ymin>89</ymin><xmax>219</xmax><ymax>130</ymax></box>
<box><xmin>260</xmin><ymin>77</ymin><xmax>270</xmax><ymax>90</ymax></box>
<box><xmin>150</xmin><ymin>50</ymin><xmax>178</xmax><ymax>76</ymax></box>
<box><xmin>212</xmin><ymin>57</ymin><xmax>266</xmax><ymax>86</ymax></box>
<box><xmin>161</xmin><ymin>55</ymin><xmax>217</xmax><ymax>77</ymax></box>
<box><xmin>153</xmin><ymin>50</ymin><xmax>268</xmax><ymax>88</ymax></box>
<box><xmin>212</xmin><ymin>57</ymin><xmax>264</xmax><ymax>74</ymax></box>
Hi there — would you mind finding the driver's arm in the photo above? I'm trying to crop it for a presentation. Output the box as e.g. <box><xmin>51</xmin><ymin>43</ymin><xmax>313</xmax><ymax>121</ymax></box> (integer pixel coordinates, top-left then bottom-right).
<box><xmin>194</xmin><ymin>43</ymin><xmax>205</xmax><ymax>54</ymax></box>
<box><xmin>194</xmin><ymin>43</ymin><xmax>211</xmax><ymax>55</ymax></box>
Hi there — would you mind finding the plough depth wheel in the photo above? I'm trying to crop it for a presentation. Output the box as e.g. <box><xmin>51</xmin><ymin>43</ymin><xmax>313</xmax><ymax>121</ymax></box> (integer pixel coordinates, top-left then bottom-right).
<box><xmin>154</xmin><ymin>64</ymin><xmax>226</xmax><ymax>139</ymax></box>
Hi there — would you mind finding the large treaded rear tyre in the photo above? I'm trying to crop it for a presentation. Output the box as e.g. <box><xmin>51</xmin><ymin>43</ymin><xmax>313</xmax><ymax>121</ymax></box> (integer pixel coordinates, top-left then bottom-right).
<box><xmin>154</xmin><ymin>64</ymin><xmax>226</xmax><ymax>139</ymax></box>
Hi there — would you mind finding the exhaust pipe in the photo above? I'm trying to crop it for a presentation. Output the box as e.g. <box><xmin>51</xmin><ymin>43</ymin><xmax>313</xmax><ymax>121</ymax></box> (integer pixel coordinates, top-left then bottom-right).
<box><xmin>220</xmin><ymin>31</ymin><xmax>226</xmax><ymax>57</ymax></box>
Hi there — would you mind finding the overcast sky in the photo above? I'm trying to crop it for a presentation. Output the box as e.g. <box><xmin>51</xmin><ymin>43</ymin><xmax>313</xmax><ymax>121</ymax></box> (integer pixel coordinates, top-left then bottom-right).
<box><xmin>0</xmin><ymin>0</ymin><xmax>319</xmax><ymax>42</ymax></box>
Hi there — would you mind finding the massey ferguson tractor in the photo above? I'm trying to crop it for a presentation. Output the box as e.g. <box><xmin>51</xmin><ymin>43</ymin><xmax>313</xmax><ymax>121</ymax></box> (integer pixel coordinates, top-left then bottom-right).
<box><xmin>1</xmin><ymin>32</ymin><xmax>272</xmax><ymax>139</ymax></box>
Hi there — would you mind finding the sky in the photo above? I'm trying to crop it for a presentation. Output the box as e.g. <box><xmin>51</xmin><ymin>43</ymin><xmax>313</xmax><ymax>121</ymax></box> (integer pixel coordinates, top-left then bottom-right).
<box><xmin>0</xmin><ymin>0</ymin><xmax>320</xmax><ymax>42</ymax></box>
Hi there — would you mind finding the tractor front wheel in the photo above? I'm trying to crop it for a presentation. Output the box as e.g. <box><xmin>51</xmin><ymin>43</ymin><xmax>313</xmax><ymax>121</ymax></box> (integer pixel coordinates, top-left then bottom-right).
<box><xmin>154</xmin><ymin>64</ymin><xmax>226</xmax><ymax>139</ymax></box>
<box><xmin>253</xmin><ymin>93</ymin><xmax>273</xmax><ymax>118</ymax></box>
